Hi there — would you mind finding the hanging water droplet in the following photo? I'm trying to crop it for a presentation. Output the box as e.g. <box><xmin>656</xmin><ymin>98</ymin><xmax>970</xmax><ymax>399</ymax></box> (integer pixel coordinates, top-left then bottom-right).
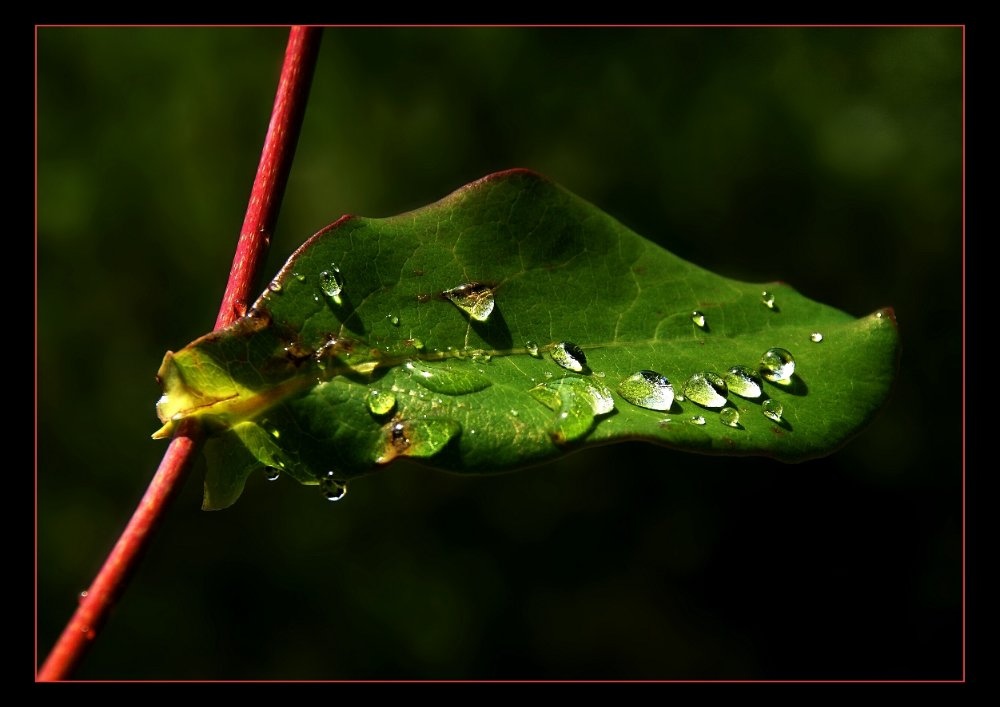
<box><xmin>293</xmin><ymin>272</ymin><xmax>306</xmax><ymax>282</ymax></box>
<box><xmin>759</xmin><ymin>347</ymin><xmax>796</xmax><ymax>383</ymax></box>
<box><xmin>405</xmin><ymin>360</ymin><xmax>492</xmax><ymax>395</ymax></box>
<box><xmin>267</xmin><ymin>279</ymin><xmax>282</xmax><ymax>293</ymax></box>
<box><xmin>389</xmin><ymin>314</ymin><xmax>400</xmax><ymax>326</ymax></box>
<box><xmin>617</xmin><ymin>370</ymin><xmax>674</xmax><ymax>411</ymax></box>
<box><xmin>550</xmin><ymin>341</ymin><xmax>587</xmax><ymax>372</ymax></box>
<box><xmin>319</xmin><ymin>471</ymin><xmax>348</xmax><ymax>502</ymax></box>
<box><xmin>688</xmin><ymin>415</ymin><xmax>706</xmax><ymax>426</ymax></box>
<box><xmin>762</xmin><ymin>398</ymin><xmax>784</xmax><ymax>422</ymax></box>
<box><xmin>682</xmin><ymin>372</ymin><xmax>729</xmax><ymax>408</ymax></box>
<box><xmin>761</xmin><ymin>290</ymin><xmax>776</xmax><ymax>309</ymax></box>
<box><xmin>263</xmin><ymin>467</ymin><xmax>280</xmax><ymax>481</ymax></box>
<box><xmin>719</xmin><ymin>408</ymin><xmax>740</xmax><ymax>427</ymax></box>
<box><xmin>691</xmin><ymin>310</ymin><xmax>706</xmax><ymax>328</ymax></box>
<box><xmin>319</xmin><ymin>267</ymin><xmax>344</xmax><ymax>298</ymax></box>
<box><xmin>724</xmin><ymin>365</ymin><xmax>763</xmax><ymax>399</ymax></box>
<box><xmin>810</xmin><ymin>331</ymin><xmax>824</xmax><ymax>343</ymax></box>
<box><xmin>525</xmin><ymin>340</ymin><xmax>540</xmax><ymax>358</ymax></box>
<box><xmin>442</xmin><ymin>282</ymin><xmax>495</xmax><ymax>322</ymax></box>
<box><xmin>367</xmin><ymin>388</ymin><xmax>397</xmax><ymax>415</ymax></box>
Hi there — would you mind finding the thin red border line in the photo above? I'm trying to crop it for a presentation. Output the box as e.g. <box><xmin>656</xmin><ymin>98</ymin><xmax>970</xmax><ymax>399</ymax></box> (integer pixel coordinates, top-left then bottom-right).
<box><xmin>41</xmin><ymin>679</ymin><xmax>969</xmax><ymax>684</ymax></box>
<box><xmin>33</xmin><ymin>24</ymin><xmax>40</xmax><ymax>678</ymax></box>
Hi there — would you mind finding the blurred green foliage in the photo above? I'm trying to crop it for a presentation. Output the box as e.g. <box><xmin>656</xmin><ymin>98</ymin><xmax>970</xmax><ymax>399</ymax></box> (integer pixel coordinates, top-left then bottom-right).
<box><xmin>37</xmin><ymin>27</ymin><xmax>961</xmax><ymax>679</ymax></box>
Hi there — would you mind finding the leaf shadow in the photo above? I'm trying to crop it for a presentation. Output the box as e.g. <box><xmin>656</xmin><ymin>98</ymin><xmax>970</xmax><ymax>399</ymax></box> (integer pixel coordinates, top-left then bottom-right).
<box><xmin>471</xmin><ymin>306</ymin><xmax>513</xmax><ymax>350</ymax></box>
<box><xmin>765</xmin><ymin>374</ymin><xmax>808</xmax><ymax>396</ymax></box>
<box><xmin>328</xmin><ymin>291</ymin><xmax>367</xmax><ymax>336</ymax></box>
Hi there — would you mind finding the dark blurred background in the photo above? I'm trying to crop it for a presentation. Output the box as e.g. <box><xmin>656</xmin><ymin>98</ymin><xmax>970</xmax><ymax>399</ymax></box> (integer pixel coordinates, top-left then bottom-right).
<box><xmin>36</xmin><ymin>27</ymin><xmax>961</xmax><ymax>679</ymax></box>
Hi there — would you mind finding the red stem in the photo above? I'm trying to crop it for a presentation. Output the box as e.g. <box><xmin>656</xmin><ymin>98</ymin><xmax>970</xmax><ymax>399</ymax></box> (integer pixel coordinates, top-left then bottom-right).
<box><xmin>38</xmin><ymin>26</ymin><xmax>323</xmax><ymax>682</ymax></box>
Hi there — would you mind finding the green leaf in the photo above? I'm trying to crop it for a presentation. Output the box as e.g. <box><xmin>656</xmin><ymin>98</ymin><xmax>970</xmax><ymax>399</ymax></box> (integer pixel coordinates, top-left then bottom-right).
<box><xmin>154</xmin><ymin>169</ymin><xmax>900</xmax><ymax>509</ymax></box>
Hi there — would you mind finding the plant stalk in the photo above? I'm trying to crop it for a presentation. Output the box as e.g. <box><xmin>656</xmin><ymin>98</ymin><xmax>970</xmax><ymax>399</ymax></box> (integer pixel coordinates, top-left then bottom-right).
<box><xmin>38</xmin><ymin>25</ymin><xmax>323</xmax><ymax>681</ymax></box>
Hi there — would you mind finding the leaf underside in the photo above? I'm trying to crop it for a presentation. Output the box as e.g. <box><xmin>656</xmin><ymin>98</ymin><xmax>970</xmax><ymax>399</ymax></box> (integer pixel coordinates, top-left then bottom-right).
<box><xmin>154</xmin><ymin>169</ymin><xmax>900</xmax><ymax>509</ymax></box>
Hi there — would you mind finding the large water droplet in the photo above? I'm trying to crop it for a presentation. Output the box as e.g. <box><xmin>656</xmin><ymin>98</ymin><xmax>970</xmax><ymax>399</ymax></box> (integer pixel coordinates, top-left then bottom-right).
<box><xmin>405</xmin><ymin>360</ymin><xmax>492</xmax><ymax>395</ymax></box>
<box><xmin>761</xmin><ymin>290</ymin><xmax>776</xmax><ymax>309</ymax></box>
<box><xmin>762</xmin><ymin>398</ymin><xmax>784</xmax><ymax>422</ymax></box>
<box><xmin>319</xmin><ymin>472</ymin><xmax>348</xmax><ymax>502</ymax></box>
<box><xmin>682</xmin><ymin>372</ymin><xmax>729</xmax><ymax>408</ymax></box>
<box><xmin>617</xmin><ymin>370</ymin><xmax>674</xmax><ymax>411</ymax></box>
<box><xmin>719</xmin><ymin>408</ymin><xmax>740</xmax><ymax>427</ymax></box>
<box><xmin>443</xmin><ymin>282</ymin><xmax>495</xmax><ymax>322</ymax></box>
<box><xmin>688</xmin><ymin>415</ymin><xmax>706</xmax><ymax>426</ymax></box>
<box><xmin>550</xmin><ymin>341</ymin><xmax>588</xmax><ymax>372</ymax></box>
<box><xmin>529</xmin><ymin>376</ymin><xmax>614</xmax><ymax>443</ymax></box>
<box><xmin>525</xmin><ymin>340</ymin><xmax>541</xmax><ymax>358</ymax></box>
<box><xmin>691</xmin><ymin>310</ymin><xmax>706</xmax><ymax>328</ymax></box>
<box><xmin>724</xmin><ymin>365</ymin><xmax>763</xmax><ymax>399</ymax></box>
<box><xmin>319</xmin><ymin>267</ymin><xmax>344</xmax><ymax>298</ymax></box>
<box><xmin>263</xmin><ymin>467</ymin><xmax>280</xmax><ymax>481</ymax></box>
<box><xmin>810</xmin><ymin>332</ymin><xmax>824</xmax><ymax>343</ymax></box>
<box><xmin>367</xmin><ymin>389</ymin><xmax>396</xmax><ymax>415</ymax></box>
<box><xmin>760</xmin><ymin>347</ymin><xmax>796</xmax><ymax>383</ymax></box>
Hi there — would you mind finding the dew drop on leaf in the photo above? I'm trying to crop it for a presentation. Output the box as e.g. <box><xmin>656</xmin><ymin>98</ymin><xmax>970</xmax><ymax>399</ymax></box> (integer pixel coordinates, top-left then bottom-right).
<box><xmin>293</xmin><ymin>272</ymin><xmax>306</xmax><ymax>282</ymax></box>
<box><xmin>719</xmin><ymin>407</ymin><xmax>740</xmax><ymax>427</ymax></box>
<box><xmin>724</xmin><ymin>365</ymin><xmax>763</xmax><ymax>399</ymax></box>
<box><xmin>617</xmin><ymin>370</ymin><xmax>674</xmax><ymax>411</ymax></box>
<box><xmin>525</xmin><ymin>340</ymin><xmax>541</xmax><ymax>358</ymax></box>
<box><xmin>389</xmin><ymin>314</ymin><xmax>400</xmax><ymax>326</ymax></box>
<box><xmin>267</xmin><ymin>279</ymin><xmax>282</xmax><ymax>293</ymax></box>
<box><xmin>405</xmin><ymin>360</ymin><xmax>492</xmax><ymax>395</ymax></box>
<box><xmin>367</xmin><ymin>389</ymin><xmax>396</xmax><ymax>416</ymax></box>
<box><xmin>810</xmin><ymin>331</ymin><xmax>824</xmax><ymax>343</ymax></box>
<box><xmin>263</xmin><ymin>467</ymin><xmax>280</xmax><ymax>481</ymax></box>
<box><xmin>682</xmin><ymin>372</ymin><xmax>729</xmax><ymax>408</ymax></box>
<box><xmin>761</xmin><ymin>290</ymin><xmax>776</xmax><ymax>309</ymax></box>
<box><xmin>691</xmin><ymin>310</ymin><xmax>706</xmax><ymax>328</ymax></box>
<box><xmin>688</xmin><ymin>415</ymin><xmax>707</xmax><ymax>426</ymax></box>
<box><xmin>760</xmin><ymin>347</ymin><xmax>796</xmax><ymax>383</ymax></box>
<box><xmin>762</xmin><ymin>398</ymin><xmax>784</xmax><ymax>422</ymax></box>
<box><xmin>319</xmin><ymin>266</ymin><xmax>344</xmax><ymax>298</ymax></box>
<box><xmin>550</xmin><ymin>341</ymin><xmax>587</xmax><ymax>372</ymax></box>
<box><xmin>442</xmin><ymin>282</ymin><xmax>495</xmax><ymax>322</ymax></box>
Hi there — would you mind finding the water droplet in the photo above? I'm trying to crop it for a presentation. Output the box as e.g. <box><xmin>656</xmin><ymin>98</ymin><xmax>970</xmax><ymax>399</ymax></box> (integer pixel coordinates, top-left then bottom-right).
<box><xmin>405</xmin><ymin>360</ymin><xmax>492</xmax><ymax>395</ymax></box>
<box><xmin>510</xmin><ymin>409</ymin><xmax>519</xmax><ymax>417</ymax></box>
<box><xmin>263</xmin><ymin>467</ymin><xmax>280</xmax><ymax>481</ymax></box>
<box><xmin>761</xmin><ymin>290</ymin><xmax>776</xmax><ymax>309</ymax></box>
<box><xmin>367</xmin><ymin>388</ymin><xmax>397</xmax><ymax>415</ymax></box>
<box><xmin>762</xmin><ymin>398</ymin><xmax>784</xmax><ymax>422</ymax></box>
<box><xmin>525</xmin><ymin>340</ymin><xmax>541</xmax><ymax>358</ymax></box>
<box><xmin>550</xmin><ymin>341</ymin><xmax>588</xmax><ymax>372</ymax></box>
<box><xmin>724</xmin><ymin>365</ymin><xmax>763</xmax><ymax>399</ymax></box>
<box><xmin>682</xmin><ymin>372</ymin><xmax>729</xmax><ymax>408</ymax></box>
<box><xmin>658</xmin><ymin>418</ymin><xmax>673</xmax><ymax>427</ymax></box>
<box><xmin>320</xmin><ymin>472</ymin><xmax>348</xmax><ymax>502</ymax></box>
<box><xmin>719</xmin><ymin>407</ymin><xmax>740</xmax><ymax>427</ymax></box>
<box><xmin>529</xmin><ymin>376</ymin><xmax>614</xmax><ymax>443</ymax></box>
<box><xmin>467</xmin><ymin>348</ymin><xmax>492</xmax><ymax>363</ymax></box>
<box><xmin>270</xmin><ymin>428</ymin><xmax>281</xmax><ymax>439</ymax></box>
<box><xmin>442</xmin><ymin>282</ymin><xmax>495</xmax><ymax>322</ymax></box>
<box><xmin>759</xmin><ymin>347</ymin><xmax>796</xmax><ymax>383</ymax></box>
<box><xmin>293</xmin><ymin>272</ymin><xmax>306</xmax><ymax>282</ymax></box>
<box><xmin>810</xmin><ymin>331</ymin><xmax>824</xmax><ymax>343</ymax></box>
<box><xmin>691</xmin><ymin>310</ymin><xmax>706</xmax><ymax>328</ymax></box>
<box><xmin>676</xmin><ymin>393</ymin><xmax>685</xmax><ymax>402</ymax></box>
<box><xmin>688</xmin><ymin>415</ymin><xmax>706</xmax><ymax>426</ymax></box>
<box><xmin>267</xmin><ymin>279</ymin><xmax>282</xmax><ymax>293</ymax></box>
<box><xmin>389</xmin><ymin>314</ymin><xmax>400</xmax><ymax>326</ymax></box>
<box><xmin>408</xmin><ymin>338</ymin><xmax>425</xmax><ymax>351</ymax></box>
<box><xmin>617</xmin><ymin>370</ymin><xmax>674</xmax><ymax>411</ymax></box>
<box><xmin>319</xmin><ymin>267</ymin><xmax>344</xmax><ymax>298</ymax></box>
